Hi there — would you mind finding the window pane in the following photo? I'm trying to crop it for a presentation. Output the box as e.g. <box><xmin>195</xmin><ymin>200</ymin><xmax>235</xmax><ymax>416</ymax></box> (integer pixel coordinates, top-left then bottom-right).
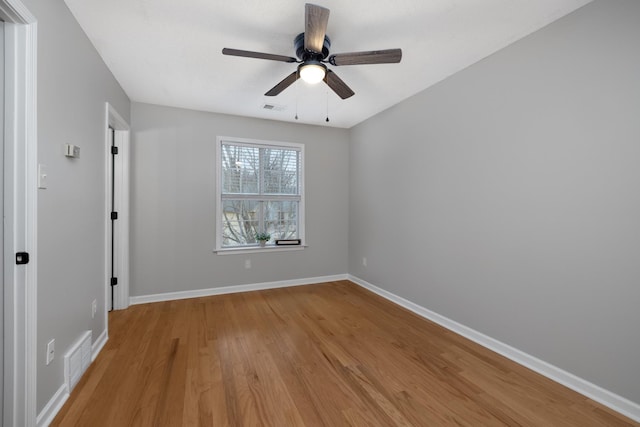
<box><xmin>264</xmin><ymin>148</ymin><xmax>299</xmax><ymax>194</ymax></box>
<box><xmin>265</xmin><ymin>201</ymin><xmax>298</xmax><ymax>239</ymax></box>
<box><xmin>221</xmin><ymin>200</ymin><xmax>259</xmax><ymax>246</ymax></box>
<box><xmin>218</xmin><ymin>139</ymin><xmax>303</xmax><ymax>250</ymax></box>
<box><xmin>221</xmin><ymin>144</ymin><xmax>259</xmax><ymax>194</ymax></box>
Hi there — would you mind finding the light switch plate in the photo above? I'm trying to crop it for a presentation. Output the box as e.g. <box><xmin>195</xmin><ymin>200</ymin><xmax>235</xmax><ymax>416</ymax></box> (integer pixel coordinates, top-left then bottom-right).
<box><xmin>46</xmin><ymin>339</ymin><xmax>55</xmax><ymax>365</ymax></box>
<box><xmin>38</xmin><ymin>164</ymin><xmax>48</xmax><ymax>189</ymax></box>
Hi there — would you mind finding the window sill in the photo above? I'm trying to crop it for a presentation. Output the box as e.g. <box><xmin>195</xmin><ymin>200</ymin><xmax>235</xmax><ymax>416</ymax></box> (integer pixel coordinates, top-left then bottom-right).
<box><xmin>214</xmin><ymin>245</ymin><xmax>307</xmax><ymax>255</ymax></box>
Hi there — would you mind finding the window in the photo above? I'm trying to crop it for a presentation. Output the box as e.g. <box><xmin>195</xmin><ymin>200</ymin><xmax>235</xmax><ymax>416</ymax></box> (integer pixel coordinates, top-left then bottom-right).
<box><xmin>216</xmin><ymin>137</ymin><xmax>304</xmax><ymax>251</ymax></box>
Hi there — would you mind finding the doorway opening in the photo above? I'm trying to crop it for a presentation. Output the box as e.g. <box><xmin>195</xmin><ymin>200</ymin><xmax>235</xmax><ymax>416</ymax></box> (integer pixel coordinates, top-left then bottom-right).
<box><xmin>105</xmin><ymin>103</ymin><xmax>130</xmax><ymax>313</ymax></box>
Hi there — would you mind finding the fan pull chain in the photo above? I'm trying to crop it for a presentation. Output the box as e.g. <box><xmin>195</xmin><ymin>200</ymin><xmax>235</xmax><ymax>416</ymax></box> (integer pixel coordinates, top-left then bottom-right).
<box><xmin>295</xmin><ymin>69</ymin><xmax>299</xmax><ymax>120</ymax></box>
<box><xmin>325</xmin><ymin>86</ymin><xmax>330</xmax><ymax>123</ymax></box>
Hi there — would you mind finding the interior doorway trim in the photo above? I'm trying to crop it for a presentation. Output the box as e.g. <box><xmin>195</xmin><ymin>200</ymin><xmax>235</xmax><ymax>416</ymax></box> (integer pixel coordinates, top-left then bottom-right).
<box><xmin>1</xmin><ymin>0</ymin><xmax>38</xmax><ymax>425</ymax></box>
<box><xmin>104</xmin><ymin>103</ymin><xmax>130</xmax><ymax>312</ymax></box>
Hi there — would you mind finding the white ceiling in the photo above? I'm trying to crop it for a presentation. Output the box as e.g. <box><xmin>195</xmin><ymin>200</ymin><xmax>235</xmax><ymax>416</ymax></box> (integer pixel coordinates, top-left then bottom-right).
<box><xmin>64</xmin><ymin>0</ymin><xmax>591</xmax><ymax>128</ymax></box>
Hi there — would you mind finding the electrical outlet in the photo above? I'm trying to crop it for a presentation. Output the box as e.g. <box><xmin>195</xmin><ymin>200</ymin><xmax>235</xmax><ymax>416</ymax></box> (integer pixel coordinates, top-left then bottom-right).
<box><xmin>362</xmin><ymin>257</ymin><xmax>367</xmax><ymax>267</ymax></box>
<box><xmin>92</xmin><ymin>299</ymin><xmax>97</xmax><ymax>318</ymax></box>
<box><xmin>46</xmin><ymin>339</ymin><xmax>55</xmax><ymax>365</ymax></box>
<box><xmin>244</xmin><ymin>259</ymin><xmax>251</xmax><ymax>269</ymax></box>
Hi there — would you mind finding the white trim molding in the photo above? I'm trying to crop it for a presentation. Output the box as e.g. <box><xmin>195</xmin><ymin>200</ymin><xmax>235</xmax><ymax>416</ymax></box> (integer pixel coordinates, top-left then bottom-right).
<box><xmin>2</xmin><ymin>1</ymin><xmax>38</xmax><ymax>425</ymax></box>
<box><xmin>215</xmin><ymin>136</ymin><xmax>305</xmax><ymax>253</ymax></box>
<box><xmin>348</xmin><ymin>275</ymin><xmax>640</xmax><ymax>423</ymax></box>
<box><xmin>91</xmin><ymin>329</ymin><xmax>109</xmax><ymax>362</ymax></box>
<box><xmin>130</xmin><ymin>274</ymin><xmax>349</xmax><ymax>305</ymax></box>
<box><xmin>35</xmin><ymin>384</ymin><xmax>67</xmax><ymax>427</ymax></box>
<box><xmin>0</xmin><ymin>0</ymin><xmax>32</xmax><ymax>22</ymax></box>
<box><xmin>104</xmin><ymin>102</ymin><xmax>130</xmax><ymax>312</ymax></box>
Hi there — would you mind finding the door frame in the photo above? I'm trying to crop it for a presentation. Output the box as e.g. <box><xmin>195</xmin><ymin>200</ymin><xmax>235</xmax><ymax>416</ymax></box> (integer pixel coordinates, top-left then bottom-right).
<box><xmin>0</xmin><ymin>0</ymin><xmax>37</xmax><ymax>425</ymax></box>
<box><xmin>104</xmin><ymin>103</ymin><xmax>130</xmax><ymax>312</ymax></box>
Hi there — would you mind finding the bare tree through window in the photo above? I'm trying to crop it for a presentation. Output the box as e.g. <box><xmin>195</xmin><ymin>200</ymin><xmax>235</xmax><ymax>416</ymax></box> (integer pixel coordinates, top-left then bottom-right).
<box><xmin>218</xmin><ymin>139</ymin><xmax>303</xmax><ymax>248</ymax></box>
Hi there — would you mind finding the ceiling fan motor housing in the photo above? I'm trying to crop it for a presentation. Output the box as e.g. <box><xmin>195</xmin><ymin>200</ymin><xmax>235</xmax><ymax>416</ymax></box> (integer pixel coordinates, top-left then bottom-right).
<box><xmin>295</xmin><ymin>32</ymin><xmax>331</xmax><ymax>61</ymax></box>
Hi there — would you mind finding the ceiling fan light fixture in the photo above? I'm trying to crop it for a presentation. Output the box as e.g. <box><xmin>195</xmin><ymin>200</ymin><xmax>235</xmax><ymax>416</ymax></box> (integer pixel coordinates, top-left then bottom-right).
<box><xmin>299</xmin><ymin>62</ymin><xmax>326</xmax><ymax>84</ymax></box>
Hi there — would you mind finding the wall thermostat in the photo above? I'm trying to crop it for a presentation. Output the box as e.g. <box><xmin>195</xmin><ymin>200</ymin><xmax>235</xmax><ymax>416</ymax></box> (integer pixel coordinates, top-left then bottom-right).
<box><xmin>65</xmin><ymin>144</ymin><xmax>80</xmax><ymax>158</ymax></box>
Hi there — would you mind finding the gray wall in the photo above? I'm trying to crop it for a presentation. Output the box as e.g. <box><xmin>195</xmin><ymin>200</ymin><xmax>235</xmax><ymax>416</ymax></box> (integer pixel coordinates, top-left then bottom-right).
<box><xmin>27</xmin><ymin>0</ymin><xmax>639</xmax><ymax>415</ymax></box>
<box><xmin>130</xmin><ymin>103</ymin><xmax>349</xmax><ymax>296</ymax></box>
<box><xmin>22</xmin><ymin>0</ymin><xmax>131</xmax><ymax>412</ymax></box>
<box><xmin>349</xmin><ymin>0</ymin><xmax>640</xmax><ymax>404</ymax></box>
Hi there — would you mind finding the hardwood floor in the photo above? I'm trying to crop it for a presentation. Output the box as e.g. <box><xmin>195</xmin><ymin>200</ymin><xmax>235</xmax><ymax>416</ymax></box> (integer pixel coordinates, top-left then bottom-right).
<box><xmin>51</xmin><ymin>280</ymin><xmax>637</xmax><ymax>426</ymax></box>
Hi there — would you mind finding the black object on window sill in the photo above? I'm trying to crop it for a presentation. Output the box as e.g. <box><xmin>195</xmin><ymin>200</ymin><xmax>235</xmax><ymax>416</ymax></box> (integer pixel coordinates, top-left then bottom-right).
<box><xmin>275</xmin><ymin>239</ymin><xmax>301</xmax><ymax>246</ymax></box>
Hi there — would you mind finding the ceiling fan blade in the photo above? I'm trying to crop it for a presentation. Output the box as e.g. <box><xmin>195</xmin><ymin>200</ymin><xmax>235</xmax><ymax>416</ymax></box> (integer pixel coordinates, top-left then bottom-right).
<box><xmin>329</xmin><ymin>49</ymin><xmax>402</xmax><ymax>66</ymax></box>
<box><xmin>304</xmin><ymin>4</ymin><xmax>330</xmax><ymax>53</ymax></box>
<box><xmin>324</xmin><ymin>70</ymin><xmax>354</xmax><ymax>99</ymax></box>
<box><xmin>222</xmin><ymin>48</ymin><xmax>297</xmax><ymax>63</ymax></box>
<box><xmin>265</xmin><ymin>71</ymin><xmax>299</xmax><ymax>96</ymax></box>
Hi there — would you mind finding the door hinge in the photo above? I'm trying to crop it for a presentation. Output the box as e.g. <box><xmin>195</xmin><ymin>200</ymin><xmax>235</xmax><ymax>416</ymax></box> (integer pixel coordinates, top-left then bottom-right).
<box><xmin>110</xmin><ymin>277</ymin><xmax>118</xmax><ymax>286</ymax></box>
<box><xmin>16</xmin><ymin>252</ymin><xmax>30</xmax><ymax>265</ymax></box>
<box><xmin>111</xmin><ymin>146</ymin><xmax>119</xmax><ymax>155</ymax></box>
<box><xmin>111</xmin><ymin>211</ymin><xmax>118</xmax><ymax>220</ymax></box>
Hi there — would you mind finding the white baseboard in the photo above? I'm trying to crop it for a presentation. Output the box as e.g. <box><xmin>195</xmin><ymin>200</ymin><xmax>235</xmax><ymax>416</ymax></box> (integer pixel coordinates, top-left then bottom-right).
<box><xmin>129</xmin><ymin>274</ymin><xmax>349</xmax><ymax>305</ymax></box>
<box><xmin>348</xmin><ymin>274</ymin><xmax>640</xmax><ymax>423</ymax></box>
<box><xmin>37</xmin><ymin>328</ymin><xmax>108</xmax><ymax>426</ymax></box>
<box><xmin>92</xmin><ymin>328</ymin><xmax>108</xmax><ymax>361</ymax></box>
<box><xmin>36</xmin><ymin>383</ymin><xmax>68</xmax><ymax>427</ymax></box>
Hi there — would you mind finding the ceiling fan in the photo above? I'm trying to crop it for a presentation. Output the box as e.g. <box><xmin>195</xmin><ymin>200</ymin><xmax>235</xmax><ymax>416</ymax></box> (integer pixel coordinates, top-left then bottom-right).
<box><xmin>222</xmin><ymin>3</ymin><xmax>402</xmax><ymax>100</ymax></box>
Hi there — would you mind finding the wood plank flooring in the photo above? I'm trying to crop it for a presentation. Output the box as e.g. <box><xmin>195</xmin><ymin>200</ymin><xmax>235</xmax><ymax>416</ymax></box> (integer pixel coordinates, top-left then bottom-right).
<box><xmin>51</xmin><ymin>280</ymin><xmax>638</xmax><ymax>426</ymax></box>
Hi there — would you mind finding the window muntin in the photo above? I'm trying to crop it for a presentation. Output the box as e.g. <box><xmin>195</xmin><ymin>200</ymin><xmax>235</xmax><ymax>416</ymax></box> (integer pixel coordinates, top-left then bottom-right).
<box><xmin>217</xmin><ymin>137</ymin><xmax>304</xmax><ymax>250</ymax></box>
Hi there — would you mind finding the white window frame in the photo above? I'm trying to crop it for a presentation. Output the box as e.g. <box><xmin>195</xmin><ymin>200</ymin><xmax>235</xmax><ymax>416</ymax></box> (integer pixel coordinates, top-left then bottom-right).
<box><xmin>215</xmin><ymin>136</ymin><xmax>305</xmax><ymax>254</ymax></box>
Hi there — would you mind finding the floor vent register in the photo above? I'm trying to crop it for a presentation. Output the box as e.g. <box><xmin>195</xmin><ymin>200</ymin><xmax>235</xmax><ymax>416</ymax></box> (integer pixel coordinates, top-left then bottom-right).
<box><xmin>64</xmin><ymin>330</ymin><xmax>92</xmax><ymax>393</ymax></box>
